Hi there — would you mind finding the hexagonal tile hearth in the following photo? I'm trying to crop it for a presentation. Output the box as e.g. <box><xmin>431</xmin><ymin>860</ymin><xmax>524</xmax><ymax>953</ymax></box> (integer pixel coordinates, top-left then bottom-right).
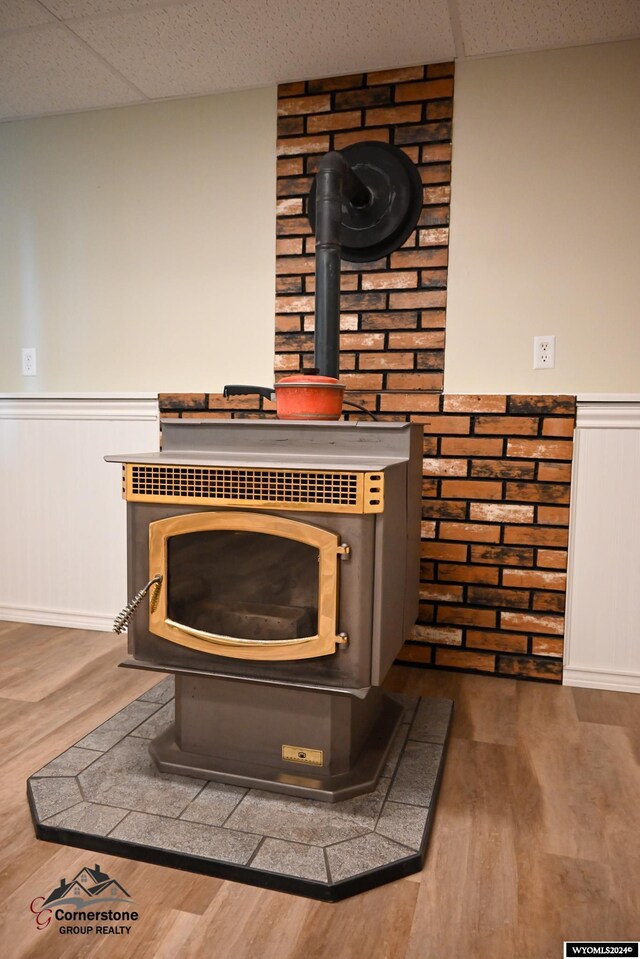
<box><xmin>27</xmin><ymin>679</ymin><xmax>451</xmax><ymax>901</ymax></box>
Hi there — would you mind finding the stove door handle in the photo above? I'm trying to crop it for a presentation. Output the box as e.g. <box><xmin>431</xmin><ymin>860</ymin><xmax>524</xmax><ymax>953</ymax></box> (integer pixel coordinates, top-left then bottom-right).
<box><xmin>113</xmin><ymin>575</ymin><xmax>163</xmax><ymax>634</ymax></box>
<box><xmin>223</xmin><ymin>385</ymin><xmax>275</xmax><ymax>401</ymax></box>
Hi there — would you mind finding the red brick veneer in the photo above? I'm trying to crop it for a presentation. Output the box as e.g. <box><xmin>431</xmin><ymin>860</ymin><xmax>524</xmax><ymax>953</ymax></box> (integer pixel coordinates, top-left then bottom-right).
<box><xmin>275</xmin><ymin>63</ymin><xmax>453</xmax><ymax>387</ymax></box>
<box><xmin>399</xmin><ymin>393</ymin><xmax>574</xmax><ymax>682</ymax></box>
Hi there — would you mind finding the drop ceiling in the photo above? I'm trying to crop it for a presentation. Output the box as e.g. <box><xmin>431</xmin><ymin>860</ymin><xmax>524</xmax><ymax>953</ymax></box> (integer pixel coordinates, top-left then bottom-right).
<box><xmin>1</xmin><ymin>0</ymin><xmax>639</xmax><ymax>121</ymax></box>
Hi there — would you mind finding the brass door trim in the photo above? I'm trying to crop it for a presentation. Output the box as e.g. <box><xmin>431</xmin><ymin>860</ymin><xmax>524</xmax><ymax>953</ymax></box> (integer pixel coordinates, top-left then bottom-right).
<box><xmin>165</xmin><ymin>619</ymin><xmax>315</xmax><ymax>648</ymax></box>
<box><xmin>148</xmin><ymin>511</ymin><xmax>349</xmax><ymax>661</ymax></box>
<box><xmin>123</xmin><ymin>463</ymin><xmax>384</xmax><ymax>513</ymax></box>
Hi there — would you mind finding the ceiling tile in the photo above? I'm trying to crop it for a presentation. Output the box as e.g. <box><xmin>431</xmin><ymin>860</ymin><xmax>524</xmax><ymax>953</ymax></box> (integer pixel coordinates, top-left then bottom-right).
<box><xmin>4</xmin><ymin>0</ymin><xmax>637</xmax><ymax>122</ymax></box>
<box><xmin>0</xmin><ymin>24</ymin><xmax>145</xmax><ymax>120</ymax></box>
<box><xmin>0</xmin><ymin>0</ymin><xmax>55</xmax><ymax>32</ymax></box>
<box><xmin>40</xmin><ymin>0</ymin><xmax>190</xmax><ymax>18</ymax></box>
<box><xmin>66</xmin><ymin>0</ymin><xmax>456</xmax><ymax>99</ymax></box>
<box><xmin>458</xmin><ymin>0</ymin><xmax>640</xmax><ymax>56</ymax></box>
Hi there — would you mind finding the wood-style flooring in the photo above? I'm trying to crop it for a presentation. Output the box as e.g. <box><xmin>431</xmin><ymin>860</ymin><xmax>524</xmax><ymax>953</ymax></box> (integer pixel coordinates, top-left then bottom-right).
<box><xmin>0</xmin><ymin>620</ymin><xmax>638</xmax><ymax>958</ymax></box>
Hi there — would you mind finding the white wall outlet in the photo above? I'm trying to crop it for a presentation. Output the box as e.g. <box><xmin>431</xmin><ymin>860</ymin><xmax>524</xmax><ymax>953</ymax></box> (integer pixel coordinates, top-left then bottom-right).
<box><xmin>533</xmin><ymin>335</ymin><xmax>555</xmax><ymax>369</ymax></box>
<box><xmin>22</xmin><ymin>347</ymin><xmax>37</xmax><ymax>376</ymax></box>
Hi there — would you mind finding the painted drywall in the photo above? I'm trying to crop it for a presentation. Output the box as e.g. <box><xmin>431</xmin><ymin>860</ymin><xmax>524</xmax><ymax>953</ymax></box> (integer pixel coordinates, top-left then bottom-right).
<box><xmin>2</xmin><ymin>43</ymin><xmax>639</xmax><ymax>396</ymax></box>
<box><xmin>0</xmin><ymin>88</ymin><xmax>276</xmax><ymax>393</ymax></box>
<box><xmin>445</xmin><ymin>39</ymin><xmax>640</xmax><ymax>394</ymax></box>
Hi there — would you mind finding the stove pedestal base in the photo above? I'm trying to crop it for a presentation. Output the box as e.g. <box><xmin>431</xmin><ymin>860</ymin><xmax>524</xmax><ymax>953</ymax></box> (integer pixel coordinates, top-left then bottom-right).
<box><xmin>150</xmin><ymin>674</ymin><xmax>403</xmax><ymax>802</ymax></box>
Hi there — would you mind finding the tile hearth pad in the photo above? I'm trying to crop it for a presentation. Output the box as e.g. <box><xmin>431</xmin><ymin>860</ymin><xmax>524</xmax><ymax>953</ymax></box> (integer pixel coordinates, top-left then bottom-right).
<box><xmin>27</xmin><ymin>678</ymin><xmax>452</xmax><ymax>901</ymax></box>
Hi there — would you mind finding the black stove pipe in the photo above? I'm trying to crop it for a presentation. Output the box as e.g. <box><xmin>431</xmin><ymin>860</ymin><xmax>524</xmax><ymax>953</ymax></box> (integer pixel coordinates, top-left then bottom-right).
<box><xmin>314</xmin><ymin>152</ymin><xmax>370</xmax><ymax>378</ymax></box>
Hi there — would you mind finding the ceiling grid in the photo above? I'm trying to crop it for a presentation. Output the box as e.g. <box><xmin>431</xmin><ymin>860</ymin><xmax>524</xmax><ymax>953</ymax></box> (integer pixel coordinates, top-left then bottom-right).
<box><xmin>0</xmin><ymin>0</ymin><xmax>638</xmax><ymax>120</ymax></box>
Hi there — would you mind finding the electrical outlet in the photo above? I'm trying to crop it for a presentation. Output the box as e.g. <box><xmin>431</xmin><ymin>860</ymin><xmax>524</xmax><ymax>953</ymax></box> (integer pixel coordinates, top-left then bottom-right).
<box><xmin>22</xmin><ymin>348</ymin><xmax>37</xmax><ymax>376</ymax></box>
<box><xmin>533</xmin><ymin>335</ymin><xmax>555</xmax><ymax>369</ymax></box>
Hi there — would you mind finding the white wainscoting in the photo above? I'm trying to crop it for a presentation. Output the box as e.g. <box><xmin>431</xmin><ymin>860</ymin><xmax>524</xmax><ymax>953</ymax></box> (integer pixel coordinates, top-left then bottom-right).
<box><xmin>0</xmin><ymin>394</ymin><xmax>158</xmax><ymax>631</ymax></box>
<box><xmin>564</xmin><ymin>396</ymin><xmax>640</xmax><ymax>693</ymax></box>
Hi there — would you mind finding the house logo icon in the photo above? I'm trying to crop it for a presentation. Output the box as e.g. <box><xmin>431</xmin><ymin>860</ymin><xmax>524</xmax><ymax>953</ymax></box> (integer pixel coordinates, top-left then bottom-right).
<box><xmin>29</xmin><ymin>864</ymin><xmax>138</xmax><ymax>933</ymax></box>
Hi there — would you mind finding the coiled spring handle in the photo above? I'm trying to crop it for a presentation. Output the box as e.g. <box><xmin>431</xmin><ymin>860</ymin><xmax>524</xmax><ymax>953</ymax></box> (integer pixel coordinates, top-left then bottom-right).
<box><xmin>113</xmin><ymin>575</ymin><xmax>163</xmax><ymax>634</ymax></box>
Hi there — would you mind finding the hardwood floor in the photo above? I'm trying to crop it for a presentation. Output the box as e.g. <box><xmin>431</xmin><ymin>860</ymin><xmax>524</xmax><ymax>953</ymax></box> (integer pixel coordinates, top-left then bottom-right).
<box><xmin>0</xmin><ymin>621</ymin><xmax>638</xmax><ymax>958</ymax></box>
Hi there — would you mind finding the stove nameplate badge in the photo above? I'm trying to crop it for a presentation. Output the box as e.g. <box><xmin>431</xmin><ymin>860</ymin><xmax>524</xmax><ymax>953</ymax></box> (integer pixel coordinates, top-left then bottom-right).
<box><xmin>282</xmin><ymin>745</ymin><xmax>324</xmax><ymax>767</ymax></box>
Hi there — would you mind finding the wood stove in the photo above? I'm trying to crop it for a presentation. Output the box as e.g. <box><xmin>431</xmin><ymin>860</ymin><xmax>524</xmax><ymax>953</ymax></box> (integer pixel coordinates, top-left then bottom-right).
<box><xmin>107</xmin><ymin>140</ymin><xmax>425</xmax><ymax>801</ymax></box>
<box><xmin>107</xmin><ymin>416</ymin><xmax>422</xmax><ymax>801</ymax></box>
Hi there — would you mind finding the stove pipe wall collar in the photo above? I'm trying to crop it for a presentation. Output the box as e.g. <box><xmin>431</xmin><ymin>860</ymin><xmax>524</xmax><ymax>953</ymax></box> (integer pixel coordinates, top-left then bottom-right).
<box><xmin>308</xmin><ymin>142</ymin><xmax>423</xmax><ymax>379</ymax></box>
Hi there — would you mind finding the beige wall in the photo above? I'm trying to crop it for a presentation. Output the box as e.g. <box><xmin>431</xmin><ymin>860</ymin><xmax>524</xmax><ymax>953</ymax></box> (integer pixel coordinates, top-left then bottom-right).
<box><xmin>0</xmin><ymin>88</ymin><xmax>276</xmax><ymax>393</ymax></box>
<box><xmin>2</xmin><ymin>42</ymin><xmax>638</xmax><ymax>397</ymax></box>
<box><xmin>445</xmin><ymin>40</ymin><xmax>640</xmax><ymax>394</ymax></box>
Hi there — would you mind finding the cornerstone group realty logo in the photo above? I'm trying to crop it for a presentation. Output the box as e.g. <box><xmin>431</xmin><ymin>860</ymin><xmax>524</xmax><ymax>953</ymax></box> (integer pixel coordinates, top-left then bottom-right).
<box><xmin>29</xmin><ymin>863</ymin><xmax>140</xmax><ymax>936</ymax></box>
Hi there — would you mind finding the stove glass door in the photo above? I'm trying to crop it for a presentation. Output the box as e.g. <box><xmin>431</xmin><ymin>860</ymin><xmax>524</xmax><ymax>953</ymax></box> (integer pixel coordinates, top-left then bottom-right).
<box><xmin>167</xmin><ymin>530</ymin><xmax>319</xmax><ymax>640</ymax></box>
<box><xmin>148</xmin><ymin>511</ymin><xmax>348</xmax><ymax>661</ymax></box>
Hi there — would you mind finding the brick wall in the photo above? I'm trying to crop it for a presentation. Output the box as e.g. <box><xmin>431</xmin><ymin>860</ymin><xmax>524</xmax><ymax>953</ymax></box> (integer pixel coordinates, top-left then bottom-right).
<box><xmin>275</xmin><ymin>63</ymin><xmax>453</xmax><ymax>387</ymax></box>
<box><xmin>398</xmin><ymin>393</ymin><xmax>575</xmax><ymax>682</ymax></box>
<box><xmin>158</xmin><ymin>60</ymin><xmax>577</xmax><ymax>684</ymax></box>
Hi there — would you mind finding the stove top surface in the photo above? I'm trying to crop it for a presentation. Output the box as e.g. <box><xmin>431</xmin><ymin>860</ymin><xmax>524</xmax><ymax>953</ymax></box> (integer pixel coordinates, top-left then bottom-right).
<box><xmin>106</xmin><ymin>417</ymin><xmax>421</xmax><ymax>471</ymax></box>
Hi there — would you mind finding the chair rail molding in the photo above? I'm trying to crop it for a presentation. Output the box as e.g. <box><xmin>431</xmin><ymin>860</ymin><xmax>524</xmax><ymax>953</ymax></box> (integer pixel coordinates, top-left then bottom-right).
<box><xmin>0</xmin><ymin>393</ymin><xmax>157</xmax><ymax>420</ymax></box>
<box><xmin>564</xmin><ymin>395</ymin><xmax>640</xmax><ymax>693</ymax></box>
<box><xmin>0</xmin><ymin>394</ymin><xmax>159</xmax><ymax>631</ymax></box>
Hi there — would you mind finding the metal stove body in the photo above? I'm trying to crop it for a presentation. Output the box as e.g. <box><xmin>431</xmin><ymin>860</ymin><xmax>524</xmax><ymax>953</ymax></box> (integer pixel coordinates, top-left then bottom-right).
<box><xmin>108</xmin><ymin>418</ymin><xmax>422</xmax><ymax>801</ymax></box>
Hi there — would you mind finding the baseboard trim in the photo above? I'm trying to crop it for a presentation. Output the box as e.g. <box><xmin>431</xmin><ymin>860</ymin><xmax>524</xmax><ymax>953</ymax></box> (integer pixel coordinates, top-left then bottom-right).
<box><xmin>0</xmin><ymin>605</ymin><xmax>115</xmax><ymax>633</ymax></box>
<box><xmin>563</xmin><ymin>665</ymin><xmax>640</xmax><ymax>694</ymax></box>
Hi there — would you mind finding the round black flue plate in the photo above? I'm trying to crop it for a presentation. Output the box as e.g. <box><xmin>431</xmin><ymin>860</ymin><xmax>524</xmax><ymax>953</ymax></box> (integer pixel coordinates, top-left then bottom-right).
<box><xmin>308</xmin><ymin>141</ymin><xmax>423</xmax><ymax>263</ymax></box>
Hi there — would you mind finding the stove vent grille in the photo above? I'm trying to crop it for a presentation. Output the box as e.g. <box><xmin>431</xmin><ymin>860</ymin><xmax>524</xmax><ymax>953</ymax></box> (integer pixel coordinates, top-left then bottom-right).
<box><xmin>124</xmin><ymin>464</ymin><xmax>383</xmax><ymax>513</ymax></box>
